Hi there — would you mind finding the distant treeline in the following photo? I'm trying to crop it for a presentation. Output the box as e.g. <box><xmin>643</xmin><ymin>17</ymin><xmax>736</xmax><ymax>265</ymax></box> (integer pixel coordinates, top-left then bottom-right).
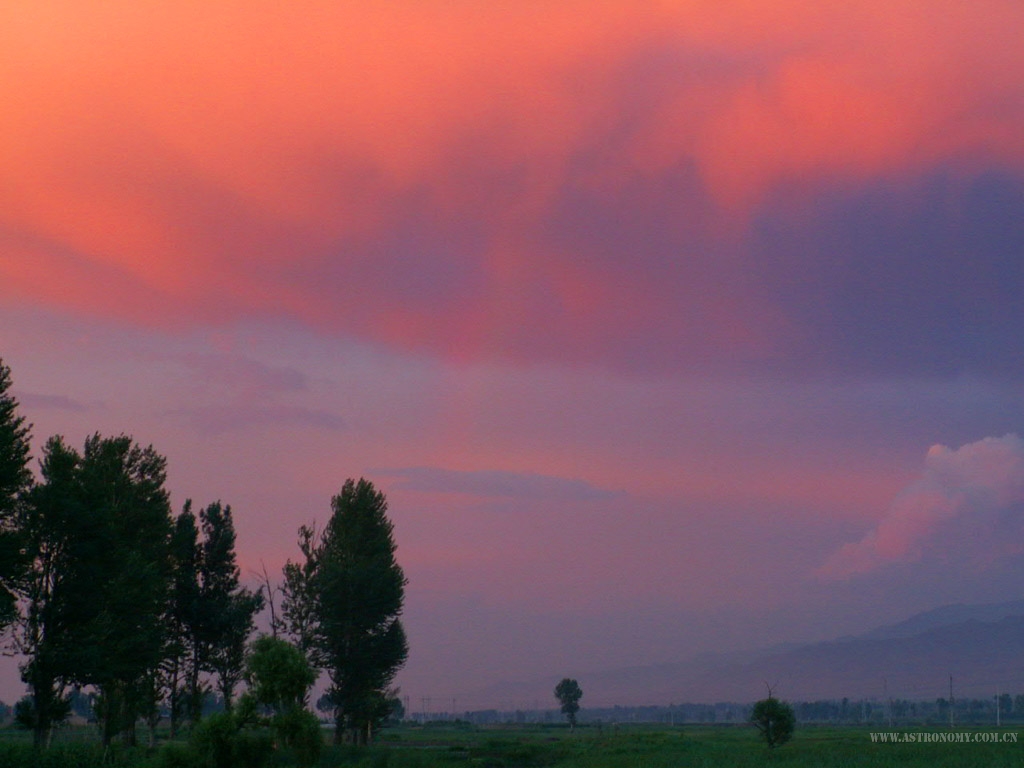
<box><xmin>418</xmin><ymin>695</ymin><xmax>1024</xmax><ymax>727</ymax></box>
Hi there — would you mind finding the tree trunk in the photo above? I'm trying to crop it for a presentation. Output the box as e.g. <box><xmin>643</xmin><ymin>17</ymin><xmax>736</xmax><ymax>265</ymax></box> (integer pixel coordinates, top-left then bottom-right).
<box><xmin>147</xmin><ymin>710</ymin><xmax>160</xmax><ymax>748</ymax></box>
<box><xmin>32</xmin><ymin>702</ymin><xmax>52</xmax><ymax>749</ymax></box>
<box><xmin>167</xmin><ymin>662</ymin><xmax>181</xmax><ymax>739</ymax></box>
<box><xmin>169</xmin><ymin>692</ymin><xmax>179</xmax><ymax>740</ymax></box>
<box><xmin>188</xmin><ymin>647</ymin><xmax>203</xmax><ymax>725</ymax></box>
<box><xmin>28</xmin><ymin>669</ymin><xmax>57</xmax><ymax>750</ymax></box>
<box><xmin>33</xmin><ymin>721</ymin><xmax>50</xmax><ymax>750</ymax></box>
<box><xmin>101</xmin><ymin>707</ymin><xmax>115</xmax><ymax>748</ymax></box>
<box><xmin>120</xmin><ymin>687</ymin><xmax>137</xmax><ymax>747</ymax></box>
<box><xmin>220</xmin><ymin>677</ymin><xmax>233</xmax><ymax>713</ymax></box>
<box><xmin>333</xmin><ymin>711</ymin><xmax>344</xmax><ymax>745</ymax></box>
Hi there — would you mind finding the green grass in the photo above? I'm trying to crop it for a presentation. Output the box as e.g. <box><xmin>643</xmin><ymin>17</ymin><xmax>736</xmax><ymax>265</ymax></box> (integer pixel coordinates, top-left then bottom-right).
<box><xmin>356</xmin><ymin>725</ymin><xmax>1024</xmax><ymax>768</ymax></box>
<box><xmin>1</xmin><ymin>723</ymin><xmax>1021</xmax><ymax>767</ymax></box>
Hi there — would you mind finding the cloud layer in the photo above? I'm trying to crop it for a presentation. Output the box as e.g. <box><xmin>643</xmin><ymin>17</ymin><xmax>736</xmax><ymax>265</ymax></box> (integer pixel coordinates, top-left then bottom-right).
<box><xmin>373</xmin><ymin>466</ymin><xmax>622</xmax><ymax>502</ymax></box>
<box><xmin>2</xmin><ymin>2</ymin><xmax>1023</xmax><ymax>373</ymax></box>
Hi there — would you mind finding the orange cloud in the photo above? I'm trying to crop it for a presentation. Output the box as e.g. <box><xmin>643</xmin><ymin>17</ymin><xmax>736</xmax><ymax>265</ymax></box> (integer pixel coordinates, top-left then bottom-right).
<box><xmin>1</xmin><ymin>1</ymin><xmax>1021</xmax><ymax>361</ymax></box>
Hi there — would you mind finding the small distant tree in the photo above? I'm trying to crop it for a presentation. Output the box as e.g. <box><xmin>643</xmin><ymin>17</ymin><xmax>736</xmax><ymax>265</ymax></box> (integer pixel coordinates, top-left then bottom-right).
<box><xmin>750</xmin><ymin>686</ymin><xmax>795</xmax><ymax>749</ymax></box>
<box><xmin>387</xmin><ymin>694</ymin><xmax>405</xmax><ymax>724</ymax></box>
<box><xmin>554</xmin><ymin>678</ymin><xmax>582</xmax><ymax>730</ymax></box>
<box><xmin>999</xmin><ymin>693</ymin><xmax>1012</xmax><ymax>719</ymax></box>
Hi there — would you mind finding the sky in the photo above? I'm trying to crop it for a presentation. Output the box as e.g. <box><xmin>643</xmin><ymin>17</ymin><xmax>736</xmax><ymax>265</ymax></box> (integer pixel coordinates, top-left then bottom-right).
<box><xmin>2</xmin><ymin>0</ymin><xmax>1024</xmax><ymax>710</ymax></box>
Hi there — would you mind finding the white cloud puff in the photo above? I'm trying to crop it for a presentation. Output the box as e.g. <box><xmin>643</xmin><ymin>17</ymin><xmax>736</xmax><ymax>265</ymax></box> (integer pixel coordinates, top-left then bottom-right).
<box><xmin>819</xmin><ymin>434</ymin><xmax>1024</xmax><ymax>579</ymax></box>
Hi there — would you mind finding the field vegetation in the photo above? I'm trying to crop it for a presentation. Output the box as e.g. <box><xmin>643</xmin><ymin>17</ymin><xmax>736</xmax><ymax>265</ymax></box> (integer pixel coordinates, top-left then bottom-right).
<box><xmin>1</xmin><ymin>722</ymin><xmax>1022</xmax><ymax>767</ymax></box>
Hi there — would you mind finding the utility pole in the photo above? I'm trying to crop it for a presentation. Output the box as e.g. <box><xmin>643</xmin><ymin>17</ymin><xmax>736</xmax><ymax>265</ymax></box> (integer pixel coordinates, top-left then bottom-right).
<box><xmin>884</xmin><ymin>678</ymin><xmax>892</xmax><ymax>728</ymax></box>
<box><xmin>996</xmin><ymin>687</ymin><xmax>1001</xmax><ymax>728</ymax></box>
<box><xmin>949</xmin><ymin>675</ymin><xmax>955</xmax><ymax>730</ymax></box>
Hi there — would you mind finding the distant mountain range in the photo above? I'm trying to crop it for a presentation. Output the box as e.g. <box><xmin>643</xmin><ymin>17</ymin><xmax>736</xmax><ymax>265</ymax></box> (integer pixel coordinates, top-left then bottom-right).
<box><xmin>469</xmin><ymin>599</ymin><xmax>1024</xmax><ymax>707</ymax></box>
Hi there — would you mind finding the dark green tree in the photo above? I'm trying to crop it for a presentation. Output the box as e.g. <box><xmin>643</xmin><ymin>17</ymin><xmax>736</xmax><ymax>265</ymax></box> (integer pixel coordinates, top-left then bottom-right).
<box><xmin>282</xmin><ymin>478</ymin><xmax>408</xmax><ymax>745</ymax></box>
<box><xmin>281</xmin><ymin>525</ymin><xmax>324</xmax><ymax>666</ymax></box>
<box><xmin>750</xmin><ymin>689</ymin><xmax>796</xmax><ymax>749</ymax></box>
<box><xmin>167</xmin><ymin>501</ymin><xmax>203</xmax><ymax>735</ymax></box>
<box><xmin>244</xmin><ymin>635</ymin><xmax>316</xmax><ymax>716</ymax></box>
<box><xmin>0</xmin><ymin>358</ymin><xmax>32</xmax><ymax>631</ymax></box>
<box><xmin>18</xmin><ymin>436</ymin><xmax>83</xmax><ymax>748</ymax></box>
<box><xmin>199</xmin><ymin>501</ymin><xmax>264</xmax><ymax>712</ymax></box>
<box><xmin>46</xmin><ymin>434</ymin><xmax>173</xmax><ymax>747</ymax></box>
<box><xmin>243</xmin><ymin>636</ymin><xmax>321</xmax><ymax>767</ymax></box>
<box><xmin>13</xmin><ymin>694</ymin><xmax>70</xmax><ymax>734</ymax></box>
<box><xmin>554</xmin><ymin>678</ymin><xmax>583</xmax><ymax>730</ymax></box>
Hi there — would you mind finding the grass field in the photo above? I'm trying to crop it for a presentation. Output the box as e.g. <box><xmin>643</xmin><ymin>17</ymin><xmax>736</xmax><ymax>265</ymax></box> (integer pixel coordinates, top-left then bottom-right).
<box><xmin>1</xmin><ymin>722</ymin><xmax>1021</xmax><ymax>767</ymax></box>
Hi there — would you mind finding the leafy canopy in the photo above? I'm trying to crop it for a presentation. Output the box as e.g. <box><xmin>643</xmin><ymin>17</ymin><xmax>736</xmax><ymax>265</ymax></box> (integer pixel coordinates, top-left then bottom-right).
<box><xmin>282</xmin><ymin>478</ymin><xmax>408</xmax><ymax>744</ymax></box>
<box><xmin>750</xmin><ymin>693</ymin><xmax>796</xmax><ymax>749</ymax></box>
<box><xmin>554</xmin><ymin>678</ymin><xmax>583</xmax><ymax>729</ymax></box>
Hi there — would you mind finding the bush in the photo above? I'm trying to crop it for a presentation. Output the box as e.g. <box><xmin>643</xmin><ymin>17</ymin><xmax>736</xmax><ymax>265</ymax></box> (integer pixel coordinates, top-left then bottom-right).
<box><xmin>154</xmin><ymin>742</ymin><xmax>203</xmax><ymax>768</ymax></box>
<box><xmin>272</xmin><ymin>708</ymin><xmax>322</xmax><ymax>767</ymax></box>
<box><xmin>0</xmin><ymin>742</ymin><xmax>107</xmax><ymax>768</ymax></box>
<box><xmin>187</xmin><ymin>711</ymin><xmax>273</xmax><ymax>768</ymax></box>
<box><xmin>750</xmin><ymin>695</ymin><xmax>796</xmax><ymax>749</ymax></box>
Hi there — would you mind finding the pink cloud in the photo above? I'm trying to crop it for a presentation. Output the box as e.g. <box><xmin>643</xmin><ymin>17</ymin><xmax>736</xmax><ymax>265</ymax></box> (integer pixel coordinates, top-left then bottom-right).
<box><xmin>819</xmin><ymin>434</ymin><xmax>1024</xmax><ymax>579</ymax></box>
<box><xmin>1</xmin><ymin>2</ymin><xmax>1022</xmax><ymax>371</ymax></box>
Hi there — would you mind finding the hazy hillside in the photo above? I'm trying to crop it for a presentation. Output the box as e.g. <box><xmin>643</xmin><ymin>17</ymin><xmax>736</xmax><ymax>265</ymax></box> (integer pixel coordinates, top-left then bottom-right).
<box><xmin>470</xmin><ymin>600</ymin><xmax>1024</xmax><ymax>707</ymax></box>
<box><xmin>859</xmin><ymin>599</ymin><xmax>1024</xmax><ymax>641</ymax></box>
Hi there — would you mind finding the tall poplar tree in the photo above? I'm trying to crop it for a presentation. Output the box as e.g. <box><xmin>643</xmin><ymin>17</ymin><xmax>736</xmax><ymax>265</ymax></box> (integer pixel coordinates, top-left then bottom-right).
<box><xmin>18</xmin><ymin>436</ymin><xmax>77</xmax><ymax>748</ymax></box>
<box><xmin>198</xmin><ymin>501</ymin><xmax>263</xmax><ymax>711</ymax></box>
<box><xmin>75</xmin><ymin>435</ymin><xmax>173</xmax><ymax>746</ymax></box>
<box><xmin>0</xmin><ymin>358</ymin><xmax>32</xmax><ymax>630</ymax></box>
<box><xmin>167</xmin><ymin>501</ymin><xmax>202</xmax><ymax>736</ymax></box>
<box><xmin>283</xmin><ymin>478</ymin><xmax>407</xmax><ymax>745</ymax></box>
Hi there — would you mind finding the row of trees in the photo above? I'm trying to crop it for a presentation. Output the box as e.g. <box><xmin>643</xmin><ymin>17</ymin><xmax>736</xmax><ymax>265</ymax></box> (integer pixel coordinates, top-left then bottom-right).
<box><xmin>0</xmin><ymin>359</ymin><xmax>408</xmax><ymax>749</ymax></box>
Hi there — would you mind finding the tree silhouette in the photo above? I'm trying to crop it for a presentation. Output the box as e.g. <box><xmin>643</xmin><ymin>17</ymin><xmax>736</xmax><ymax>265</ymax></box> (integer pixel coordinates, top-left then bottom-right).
<box><xmin>554</xmin><ymin>678</ymin><xmax>583</xmax><ymax>730</ymax></box>
<box><xmin>199</xmin><ymin>502</ymin><xmax>264</xmax><ymax>712</ymax></box>
<box><xmin>283</xmin><ymin>478</ymin><xmax>407</xmax><ymax>745</ymax></box>
<box><xmin>0</xmin><ymin>359</ymin><xmax>31</xmax><ymax>631</ymax></box>
<box><xmin>750</xmin><ymin>685</ymin><xmax>796</xmax><ymax>749</ymax></box>
<box><xmin>21</xmin><ymin>434</ymin><xmax>174</xmax><ymax>747</ymax></box>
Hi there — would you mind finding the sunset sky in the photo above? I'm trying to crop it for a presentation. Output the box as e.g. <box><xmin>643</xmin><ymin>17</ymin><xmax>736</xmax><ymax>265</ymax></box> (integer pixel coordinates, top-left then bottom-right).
<box><xmin>3</xmin><ymin>1</ymin><xmax>1024</xmax><ymax>709</ymax></box>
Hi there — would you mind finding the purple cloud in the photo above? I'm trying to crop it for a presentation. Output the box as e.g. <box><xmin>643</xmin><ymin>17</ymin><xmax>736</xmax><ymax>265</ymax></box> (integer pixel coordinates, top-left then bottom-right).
<box><xmin>171</xmin><ymin>404</ymin><xmax>345</xmax><ymax>435</ymax></box>
<box><xmin>371</xmin><ymin>466</ymin><xmax>623</xmax><ymax>503</ymax></box>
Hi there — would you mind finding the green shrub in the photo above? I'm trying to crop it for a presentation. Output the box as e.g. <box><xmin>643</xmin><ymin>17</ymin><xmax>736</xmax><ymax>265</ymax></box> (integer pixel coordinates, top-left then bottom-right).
<box><xmin>272</xmin><ymin>708</ymin><xmax>322</xmax><ymax>767</ymax></box>
<box><xmin>750</xmin><ymin>696</ymin><xmax>796</xmax><ymax>749</ymax></box>
<box><xmin>188</xmin><ymin>711</ymin><xmax>273</xmax><ymax>768</ymax></box>
<box><xmin>154</xmin><ymin>742</ymin><xmax>203</xmax><ymax>768</ymax></box>
<box><xmin>0</xmin><ymin>742</ymin><xmax>107</xmax><ymax>768</ymax></box>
